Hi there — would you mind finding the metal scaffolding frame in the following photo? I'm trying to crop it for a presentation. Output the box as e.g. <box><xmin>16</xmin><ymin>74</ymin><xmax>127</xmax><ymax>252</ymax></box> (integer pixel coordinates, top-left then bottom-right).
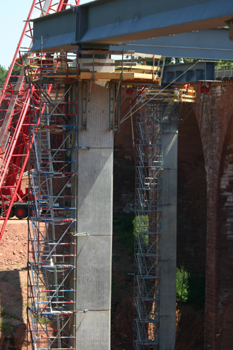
<box><xmin>0</xmin><ymin>0</ymin><xmax>80</xmax><ymax>240</ymax></box>
<box><xmin>134</xmin><ymin>86</ymin><xmax>196</xmax><ymax>350</ymax></box>
<box><xmin>134</xmin><ymin>92</ymin><xmax>163</xmax><ymax>350</ymax></box>
<box><xmin>27</xmin><ymin>72</ymin><xmax>78</xmax><ymax>349</ymax></box>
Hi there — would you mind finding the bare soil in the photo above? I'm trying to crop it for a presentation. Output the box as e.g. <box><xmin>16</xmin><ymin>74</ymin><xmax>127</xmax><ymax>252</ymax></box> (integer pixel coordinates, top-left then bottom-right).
<box><xmin>0</xmin><ymin>219</ymin><xmax>28</xmax><ymax>350</ymax></box>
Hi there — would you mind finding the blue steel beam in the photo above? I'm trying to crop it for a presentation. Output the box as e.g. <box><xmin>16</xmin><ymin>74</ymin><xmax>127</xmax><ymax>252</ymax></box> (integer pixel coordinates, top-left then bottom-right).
<box><xmin>31</xmin><ymin>0</ymin><xmax>233</xmax><ymax>60</ymax></box>
<box><xmin>162</xmin><ymin>61</ymin><xmax>215</xmax><ymax>83</ymax></box>
<box><xmin>111</xmin><ymin>29</ymin><xmax>233</xmax><ymax>61</ymax></box>
<box><xmin>76</xmin><ymin>0</ymin><xmax>233</xmax><ymax>45</ymax></box>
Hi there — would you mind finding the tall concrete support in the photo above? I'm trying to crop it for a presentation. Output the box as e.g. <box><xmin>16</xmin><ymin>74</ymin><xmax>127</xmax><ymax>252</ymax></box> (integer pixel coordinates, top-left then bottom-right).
<box><xmin>76</xmin><ymin>81</ymin><xmax>113</xmax><ymax>350</ymax></box>
<box><xmin>134</xmin><ymin>99</ymin><xmax>178</xmax><ymax>349</ymax></box>
<box><xmin>160</xmin><ymin>111</ymin><xmax>178</xmax><ymax>349</ymax></box>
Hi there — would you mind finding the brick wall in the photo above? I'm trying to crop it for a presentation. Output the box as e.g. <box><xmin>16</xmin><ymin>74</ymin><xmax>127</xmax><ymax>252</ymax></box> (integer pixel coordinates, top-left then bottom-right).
<box><xmin>194</xmin><ymin>83</ymin><xmax>233</xmax><ymax>350</ymax></box>
<box><xmin>217</xmin><ymin>115</ymin><xmax>233</xmax><ymax>349</ymax></box>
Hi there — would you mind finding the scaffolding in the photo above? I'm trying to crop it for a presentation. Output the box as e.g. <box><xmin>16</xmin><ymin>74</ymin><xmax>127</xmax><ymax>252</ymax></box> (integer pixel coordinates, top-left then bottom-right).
<box><xmin>134</xmin><ymin>86</ymin><xmax>196</xmax><ymax>350</ymax></box>
<box><xmin>0</xmin><ymin>0</ymin><xmax>80</xmax><ymax>240</ymax></box>
<box><xmin>134</xmin><ymin>91</ymin><xmax>163</xmax><ymax>350</ymax></box>
<box><xmin>27</xmin><ymin>57</ymin><xmax>78</xmax><ymax>349</ymax></box>
<box><xmin>24</xmin><ymin>49</ymin><xmax>167</xmax><ymax>350</ymax></box>
<box><xmin>24</xmin><ymin>46</ymin><xmax>196</xmax><ymax>350</ymax></box>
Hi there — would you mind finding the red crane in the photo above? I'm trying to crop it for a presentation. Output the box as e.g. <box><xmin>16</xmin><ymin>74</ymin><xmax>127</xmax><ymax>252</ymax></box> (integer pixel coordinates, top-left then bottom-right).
<box><xmin>0</xmin><ymin>0</ymin><xmax>80</xmax><ymax>240</ymax></box>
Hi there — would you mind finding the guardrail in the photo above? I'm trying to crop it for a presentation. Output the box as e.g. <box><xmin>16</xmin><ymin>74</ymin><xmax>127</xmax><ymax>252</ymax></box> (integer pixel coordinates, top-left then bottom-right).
<box><xmin>215</xmin><ymin>66</ymin><xmax>233</xmax><ymax>79</ymax></box>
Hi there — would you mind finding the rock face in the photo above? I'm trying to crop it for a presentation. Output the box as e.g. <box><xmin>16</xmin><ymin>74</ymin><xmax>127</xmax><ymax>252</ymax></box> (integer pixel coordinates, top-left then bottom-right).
<box><xmin>194</xmin><ymin>83</ymin><xmax>233</xmax><ymax>349</ymax></box>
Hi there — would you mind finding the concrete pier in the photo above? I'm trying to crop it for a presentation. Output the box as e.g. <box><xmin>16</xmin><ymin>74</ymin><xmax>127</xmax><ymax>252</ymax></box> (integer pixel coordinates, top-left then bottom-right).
<box><xmin>159</xmin><ymin>111</ymin><xmax>178</xmax><ymax>349</ymax></box>
<box><xmin>76</xmin><ymin>82</ymin><xmax>113</xmax><ymax>350</ymax></box>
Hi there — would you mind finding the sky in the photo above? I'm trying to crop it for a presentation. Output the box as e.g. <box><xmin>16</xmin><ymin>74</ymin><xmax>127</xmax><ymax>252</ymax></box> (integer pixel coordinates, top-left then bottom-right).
<box><xmin>0</xmin><ymin>0</ymin><xmax>95</xmax><ymax>69</ymax></box>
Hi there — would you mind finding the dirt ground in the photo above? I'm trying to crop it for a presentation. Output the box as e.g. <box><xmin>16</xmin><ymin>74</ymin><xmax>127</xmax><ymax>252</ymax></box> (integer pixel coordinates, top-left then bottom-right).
<box><xmin>0</xmin><ymin>219</ymin><xmax>28</xmax><ymax>350</ymax></box>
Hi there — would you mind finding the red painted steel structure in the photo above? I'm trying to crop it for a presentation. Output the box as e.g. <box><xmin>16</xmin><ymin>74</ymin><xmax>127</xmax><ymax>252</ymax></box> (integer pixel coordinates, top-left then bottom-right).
<box><xmin>0</xmin><ymin>0</ymin><xmax>80</xmax><ymax>240</ymax></box>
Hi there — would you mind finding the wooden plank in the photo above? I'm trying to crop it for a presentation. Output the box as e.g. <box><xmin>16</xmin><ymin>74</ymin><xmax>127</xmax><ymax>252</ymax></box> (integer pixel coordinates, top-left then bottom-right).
<box><xmin>79</xmin><ymin>72</ymin><xmax>136</xmax><ymax>80</ymax></box>
<box><xmin>122</xmin><ymin>65</ymin><xmax>161</xmax><ymax>73</ymax></box>
<box><xmin>28</xmin><ymin>70</ymin><xmax>166</xmax><ymax>84</ymax></box>
<box><xmin>134</xmin><ymin>73</ymin><xmax>160</xmax><ymax>80</ymax></box>
<box><xmin>180</xmin><ymin>98</ymin><xmax>195</xmax><ymax>103</ymax></box>
<box><xmin>131</xmin><ymin>64</ymin><xmax>161</xmax><ymax>71</ymax></box>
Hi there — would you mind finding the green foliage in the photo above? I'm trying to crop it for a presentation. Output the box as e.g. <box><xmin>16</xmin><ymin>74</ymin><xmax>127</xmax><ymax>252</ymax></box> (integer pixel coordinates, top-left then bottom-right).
<box><xmin>0</xmin><ymin>62</ymin><xmax>22</xmax><ymax>87</ymax></box>
<box><xmin>176</xmin><ymin>267</ymin><xmax>205</xmax><ymax>307</ymax></box>
<box><xmin>215</xmin><ymin>60</ymin><xmax>233</xmax><ymax>68</ymax></box>
<box><xmin>133</xmin><ymin>215</ymin><xmax>149</xmax><ymax>233</ymax></box>
<box><xmin>1</xmin><ymin>307</ymin><xmax>19</xmax><ymax>320</ymax></box>
<box><xmin>10</xmin><ymin>63</ymin><xmax>22</xmax><ymax>83</ymax></box>
<box><xmin>37</xmin><ymin>316</ymin><xmax>50</xmax><ymax>324</ymax></box>
<box><xmin>0</xmin><ymin>307</ymin><xmax>7</xmax><ymax>317</ymax></box>
<box><xmin>133</xmin><ymin>215</ymin><xmax>149</xmax><ymax>248</ymax></box>
<box><xmin>176</xmin><ymin>266</ymin><xmax>190</xmax><ymax>303</ymax></box>
<box><xmin>113</xmin><ymin>214</ymin><xmax>150</xmax><ymax>256</ymax></box>
<box><xmin>0</xmin><ymin>319</ymin><xmax>13</xmax><ymax>335</ymax></box>
<box><xmin>113</xmin><ymin>216</ymin><xmax>205</xmax><ymax>306</ymax></box>
<box><xmin>0</xmin><ymin>64</ymin><xmax>7</xmax><ymax>85</ymax></box>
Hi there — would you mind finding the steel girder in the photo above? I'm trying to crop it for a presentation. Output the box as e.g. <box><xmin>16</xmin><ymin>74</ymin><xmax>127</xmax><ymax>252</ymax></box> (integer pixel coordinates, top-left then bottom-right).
<box><xmin>31</xmin><ymin>0</ymin><xmax>233</xmax><ymax>55</ymax></box>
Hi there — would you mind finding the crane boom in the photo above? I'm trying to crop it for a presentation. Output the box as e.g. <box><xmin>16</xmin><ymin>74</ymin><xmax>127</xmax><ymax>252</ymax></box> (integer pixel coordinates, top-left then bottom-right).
<box><xmin>0</xmin><ymin>0</ymin><xmax>80</xmax><ymax>240</ymax></box>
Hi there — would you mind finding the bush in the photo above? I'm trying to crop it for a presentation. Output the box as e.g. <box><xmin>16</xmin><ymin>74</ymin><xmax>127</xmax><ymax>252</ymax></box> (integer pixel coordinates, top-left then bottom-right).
<box><xmin>113</xmin><ymin>215</ymin><xmax>150</xmax><ymax>256</ymax></box>
<box><xmin>176</xmin><ymin>266</ymin><xmax>205</xmax><ymax>307</ymax></box>
<box><xmin>176</xmin><ymin>266</ymin><xmax>190</xmax><ymax>303</ymax></box>
<box><xmin>0</xmin><ymin>320</ymin><xmax>13</xmax><ymax>335</ymax></box>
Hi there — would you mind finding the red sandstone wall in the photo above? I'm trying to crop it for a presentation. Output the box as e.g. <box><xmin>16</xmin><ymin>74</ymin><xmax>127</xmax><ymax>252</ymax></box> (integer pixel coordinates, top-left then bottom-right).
<box><xmin>217</xmin><ymin>115</ymin><xmax>233</xmax><ymax>349</ymax></box>
<box><xmin>194</xmin><ymin>83</ymin><xmax>233</xmax><ymax>350</ymax></box>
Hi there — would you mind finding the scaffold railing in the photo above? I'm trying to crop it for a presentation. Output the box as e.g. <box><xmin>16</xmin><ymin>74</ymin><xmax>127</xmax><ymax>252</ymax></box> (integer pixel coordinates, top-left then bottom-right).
<box><xmin>27</xmin><ymin>77</ymin><xmax>77</xmax><ymax>350</ymax></box>
<box><xmin>134</xmin><ymin>85</ymin><xmax>196</xmax><ymax>350</ymax></box>
<box><xmin>0</xmin><ymin>0</ymin><xmax>80</xmax><ymax>240</ymax></box>
<box><xmin>134</xmin><ymin>95</ymin><xmax>163</xmax><ymax>350</ymax></box>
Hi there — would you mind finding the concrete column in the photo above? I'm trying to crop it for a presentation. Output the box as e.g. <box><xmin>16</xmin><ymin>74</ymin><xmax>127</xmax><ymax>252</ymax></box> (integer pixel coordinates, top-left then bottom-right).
<box><xmin>76</xmin><ymin>81</ymin><xmax>113</xmax><ymax>350</ymax></box>
<box><xmin>159</xmin><ymin>111</ymin><xmax>178</xmax><ymax>350</ymax></box>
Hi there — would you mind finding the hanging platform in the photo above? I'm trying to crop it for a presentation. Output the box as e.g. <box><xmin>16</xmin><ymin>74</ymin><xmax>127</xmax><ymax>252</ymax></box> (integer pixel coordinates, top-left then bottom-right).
<box><xmin>25</xmin><ymin>50</ymin><xmax>166</xmax><ymax>85</ymax></box>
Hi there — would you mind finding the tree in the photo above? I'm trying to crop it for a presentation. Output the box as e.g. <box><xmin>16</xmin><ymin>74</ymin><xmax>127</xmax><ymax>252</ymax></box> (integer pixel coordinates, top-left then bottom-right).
<box><xmin>10</xmin><ymin>63</ymin><xmax>22</xmax><ymax>83</ymax></box>
<box><xmin>0</xmin><ymin>65</ymin><xmax>7</xmax><ymax>86</ymax></box>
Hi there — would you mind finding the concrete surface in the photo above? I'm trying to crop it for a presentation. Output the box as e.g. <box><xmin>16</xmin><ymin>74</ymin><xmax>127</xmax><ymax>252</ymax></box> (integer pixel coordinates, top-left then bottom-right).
<box><xmin>159</xmin><ymin>112</ymin><xmax>178</xmax><ymax>349</ymax></box>
<box><xmin>76</xmin><ymin>81</ymin><xmax>113</xmax><ymax>350</ymax></box>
